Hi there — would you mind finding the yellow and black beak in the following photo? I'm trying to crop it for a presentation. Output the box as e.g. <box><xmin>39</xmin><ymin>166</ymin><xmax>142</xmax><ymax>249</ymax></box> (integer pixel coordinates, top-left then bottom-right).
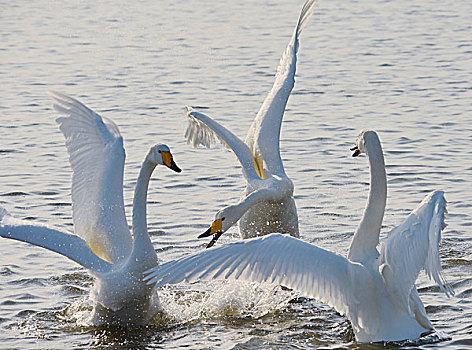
<box><xmin>350</xmin><ymin>145</ymin><xmax>361</xmax><ymax>157</ymax></box>
<box><xmin>198</xmin><ymin>218</ymin><xmax>224</xmax><ymax>248</ymax></box>
<box><xmin>161</xmin><ymin>151</ymin><xmax>182</xmax><ymax>172</ymax></box>
<box><xmin>350</xmin><ymin>139</ymin><xmax>361</xmax><ymax>157</ymax></box>
<box><xmin>199</xmin><ymin>218</ymin><xmax>223</xmax><ymax>238</ymax></box>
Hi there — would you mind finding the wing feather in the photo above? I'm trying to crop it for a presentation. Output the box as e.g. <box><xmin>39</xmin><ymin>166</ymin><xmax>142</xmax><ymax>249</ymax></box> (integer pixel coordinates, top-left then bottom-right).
<box><xmin>0</xmin><ymin>210</ymin><xmax>113</xmax><ymax>274</ymax></box>
<box><xmin>381</xmin><ymin>190</ymin><xmax>454</xmax><ymax>313</ymax></box>
<box><xmin>184</xmin><ymin>107</ymin><xmax>260</xmax><ymax>181</ymax></box>
<box><xmin>144</xmin><ymin>233</ymin><xmax>380</xmax><ymax>335</ymax></box>
<box><xmin>49</xmin><ymin>91</ymin><xmax>132</xmax><ymax>263</ymax></box>
<box><xmin>245</xmin><ymin>0</ymin><xmax>315</xmax><ymax>175</ymax></box>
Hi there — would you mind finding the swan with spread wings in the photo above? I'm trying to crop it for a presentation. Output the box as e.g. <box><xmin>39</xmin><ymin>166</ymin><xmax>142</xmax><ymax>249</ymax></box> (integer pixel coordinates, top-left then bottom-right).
<box><xmin>186</xmin><ymin>0</ymin><xmax>316</xmax><ymax>247</ymax></box>
<box><xmin>145</xmin><ymin>129</ymin><xmax>454</xmax><ymax>342</ymax></box>
<box><xmin>0</xmin><ymin>92</ymin><xmax>181</xmax><ymax>326</ymax></box>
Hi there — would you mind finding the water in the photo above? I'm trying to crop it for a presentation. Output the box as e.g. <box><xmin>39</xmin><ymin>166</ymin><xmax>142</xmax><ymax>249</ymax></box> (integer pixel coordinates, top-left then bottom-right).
<box><xmin>0</xmin><ymin>0</ymin><xmax>471</xmax><ymax>348</ymax></box>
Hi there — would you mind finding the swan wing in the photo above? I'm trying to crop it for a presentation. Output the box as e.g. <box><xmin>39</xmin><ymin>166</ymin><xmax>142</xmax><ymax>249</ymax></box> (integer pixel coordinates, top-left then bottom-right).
<box><xmin>50</xmin><ymin>91</ymin><xmax>132</xmax><ymax>264</ymax></box>
<box><xmin>185</xmin><ymin>107</ymin><xmax>260</xmax><ymax>181</ymax></box>
<box><xmin>145</xmin><ymin>233</ymin><xmax>380</xmax><ymax>336</ymax></box>
<box><xmin>380</xmin><ymin>190</ymin><xmax>454</xmax><ymax>312</ymax></box>
<box><xmin>245</xmin><ymin>0</ymin><xmax>315</xmax><ymax>175</ymax></box>
<box><xmin>0</xmin><ymin>209</ymin><xmax>113</xmax><ymax>274</ymax></box>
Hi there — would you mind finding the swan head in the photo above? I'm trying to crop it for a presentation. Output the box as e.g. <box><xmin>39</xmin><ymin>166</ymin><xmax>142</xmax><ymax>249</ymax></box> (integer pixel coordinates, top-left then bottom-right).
<box><xmin>350</xmin><ymin>129</ymin><xmax>378</xmax><ymax>157</ymax></box>
<box><xmin>148</xmin><ymin>144</ymin><xmax>181</xmax><ymax>172</ymax></box>
<box><xmin>198</xmin><ymin>206</ymin><xmax>239</xmax><ymax>248</ymax></box>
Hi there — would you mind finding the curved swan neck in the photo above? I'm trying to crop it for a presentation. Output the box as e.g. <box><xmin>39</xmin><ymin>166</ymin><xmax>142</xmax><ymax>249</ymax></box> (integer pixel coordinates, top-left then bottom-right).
<box><xmin>229</xmin><ymin>189</ymin><xmax>272</xmax><ymax>227</ymax></box>
<box><xmin>348</xmin><ymin>133</ymin><xmax>387</xmax><ymax>263</ymax></box>
<box><xmin>130</xmin><ymin>154</ymin><xmax>156</xmax><ymax>260</ymax></box>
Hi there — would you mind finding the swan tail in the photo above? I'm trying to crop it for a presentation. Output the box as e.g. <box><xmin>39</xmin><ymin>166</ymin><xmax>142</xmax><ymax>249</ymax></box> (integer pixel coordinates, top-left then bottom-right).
<box><xmin>0</xmin><ymin>211</ymin><xmax>113</xmax><ymax>274</ymax></box>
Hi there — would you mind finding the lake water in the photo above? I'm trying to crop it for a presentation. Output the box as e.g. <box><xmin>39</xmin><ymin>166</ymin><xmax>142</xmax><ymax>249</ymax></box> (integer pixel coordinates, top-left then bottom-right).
<box><xmin>1</xmin><ymin>0</ymin><xmax>471</xmax><ymax>348</ymax></box>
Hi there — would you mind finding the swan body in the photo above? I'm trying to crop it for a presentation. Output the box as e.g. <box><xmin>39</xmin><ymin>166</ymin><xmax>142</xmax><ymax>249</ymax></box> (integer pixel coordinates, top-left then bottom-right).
<box><xmin>145</xmin><ymin>130</ymin><xmax>454</xmax><ymax>342</ymax></box>
<box><xmin>186</xmin><ymin>0</ymin><xmax>315</xmax><ymax>245</ymax></box>
<box><xmin>0</xmin><ymin>92</ymin><xmax>181</xmax><ymax>326</ymax></box>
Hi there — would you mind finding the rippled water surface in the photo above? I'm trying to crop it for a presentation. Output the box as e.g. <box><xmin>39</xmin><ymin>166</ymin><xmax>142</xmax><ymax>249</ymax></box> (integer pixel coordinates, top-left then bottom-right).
<box><xmin>1</xmin><ymin>0</ymin><xmax>471</xmax><ymax>348</ymax></box>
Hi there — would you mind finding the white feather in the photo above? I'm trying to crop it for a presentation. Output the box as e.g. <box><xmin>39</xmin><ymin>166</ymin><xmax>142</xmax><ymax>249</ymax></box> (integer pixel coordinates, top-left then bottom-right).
<box><xmin>381</xmin><ymin>190</ymin><xmax>454</xmax><ymax>309</ymax></box>
<box><xmin>0</xmin><ymin>92</ymin><xmax>181</xmax><ymax>326</ymax></box>
<box><xmin>50</xmin><ymin>91</ymin><xmax>132</xmax><ymax>264</ymax></box>
<box><xmin>144</xmin><ymin>130</ymin><xmax>453</xmax><ymax>342</ymax></box>
<box><xmin>144</xmin><ymin>233</ymin><xmax>380</xmax><ymax>335</ymax></box>
<box><xmin>182</xmin><ymin>0</ymin><xmax>315</xmax><ymax>241</ymax></box>
<box><xmin>245</xmin><ymin>0</ymin><xmax>315</xmax><ymax>175</ymax></box>
<box><xmin>0</xmin><ymin>209</ymin><xmax>112</xmax><ymax>274</ymax></box>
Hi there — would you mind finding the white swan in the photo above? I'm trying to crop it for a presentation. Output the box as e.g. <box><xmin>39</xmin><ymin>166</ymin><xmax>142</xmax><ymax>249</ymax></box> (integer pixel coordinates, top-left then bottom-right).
<box><xmin>144</xmin><ymin>129</ymin><xmax>454</xmax><ymax>342</ymax></box>
<box><xmin>187</xmin><ymin>0</ymin><xmax>315</xmax><ymax>247</ymax></box>
<box><xmin>0</xmin><ymin>92</ymin><xmax>181</xmax><ymax>326</ymax></box>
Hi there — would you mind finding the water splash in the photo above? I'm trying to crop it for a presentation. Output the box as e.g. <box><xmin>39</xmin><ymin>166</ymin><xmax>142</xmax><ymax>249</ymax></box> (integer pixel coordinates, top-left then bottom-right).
<box><xmin>156</xmin><ymin>280</ymin><xmax>296</xmax><ymax>324</ymax></box>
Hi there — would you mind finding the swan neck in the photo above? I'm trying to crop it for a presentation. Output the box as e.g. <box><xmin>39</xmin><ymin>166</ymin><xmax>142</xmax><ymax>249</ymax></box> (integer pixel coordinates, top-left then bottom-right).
<box><xmin>231</xmin><ymin>190</ymin><xmax>270</xmax><ymax>226</ymax></box>
<box><xmin>131</xmin><ymin>155</ymin><xmax>156</xmax><ymax>260</ymax></box>
<box><xmin>348</xmin><ymin>136</ymin><xmax>387</xmax><ymax>263</ymax></box>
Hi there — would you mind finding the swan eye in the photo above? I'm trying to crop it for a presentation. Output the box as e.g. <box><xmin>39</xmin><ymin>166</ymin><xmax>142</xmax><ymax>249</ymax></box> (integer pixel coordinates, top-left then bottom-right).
<box><xmin>222</xmin><ymin>217</ymin><xmax>226</xmax><ymax>221</ymax></box>
<box><xmin>158</xmin><ymin>150</ymin><xmax>161</xmax><ymax>153</ymax></box>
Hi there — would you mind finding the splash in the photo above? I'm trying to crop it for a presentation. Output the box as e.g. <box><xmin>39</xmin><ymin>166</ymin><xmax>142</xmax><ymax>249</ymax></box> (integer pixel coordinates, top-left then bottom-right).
<box><xmin>156</xmin><ymin>280</ymin><xmax>296</xmax><ymax>325</ymax></box>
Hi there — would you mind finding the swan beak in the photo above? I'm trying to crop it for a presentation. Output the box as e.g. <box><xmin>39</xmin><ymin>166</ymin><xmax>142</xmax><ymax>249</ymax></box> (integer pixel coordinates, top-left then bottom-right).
<box><xmin>198</xmin><ymin>218</ymin><xmax>225</xmax><ymax>248</ymax></box>
<box><xmin>206</xmin><ymin>232</ymin><xmax>223</xmax><ymax>248</ymax></box>
<box><xmin>198</xmin><ymin>218</ymin><xmax>223</xmax><ymax>238</ymax></box>
<box><xmin>162</xmin><ymin>151</ymin><xmax>182</xmax><ymax>172</ymax></box>
<box><xmin>351</xmin><ymin>146</ymin><xmax>361</xmax><ymax>157</ymax></box>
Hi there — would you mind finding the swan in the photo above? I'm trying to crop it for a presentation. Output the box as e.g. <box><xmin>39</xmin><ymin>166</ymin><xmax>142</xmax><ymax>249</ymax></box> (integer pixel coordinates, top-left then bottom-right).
<box><xmin>187</xmin><ymin>0</ymin><xmax>315</xmax><ymax>247</ymax></box>
<box><xmin>0</xmin><ymin>92</ymin><xmax>181</xmax><ymax>326</ymax></box>
<box><xmin>144</xmin><ymin>129</ymin><xmax>454</xmax><ymax>342</ymax></box>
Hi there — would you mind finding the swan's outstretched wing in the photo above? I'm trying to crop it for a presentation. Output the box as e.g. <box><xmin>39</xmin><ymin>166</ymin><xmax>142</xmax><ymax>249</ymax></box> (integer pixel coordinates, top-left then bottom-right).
<box><xmin>380</xmin><ymin>190</ymin><xmax>454</xmax><ymax>312</ymax></box>
<box><xmin>185</xmin><ymin>107</ymin><xmax>260</xmax><ymax>181</ymax></box>
<box><xmin>50</xmin><ymin>91</ymin><xmax>132</xmax><ymax>264</ymax></box>
<box><xmin>245</xmin><ymin>0</ymin><xmax>315</xmax><ymax>176</ymax></box>
<box><xmin>145</xmin><ymin>233</ymin><xmax>380</xmax><ymax>336</ymax></box>
<box><xmin>0</xmin><ymin>209</ymin><xmax>113</xmax><ymax>274</ymax></box>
